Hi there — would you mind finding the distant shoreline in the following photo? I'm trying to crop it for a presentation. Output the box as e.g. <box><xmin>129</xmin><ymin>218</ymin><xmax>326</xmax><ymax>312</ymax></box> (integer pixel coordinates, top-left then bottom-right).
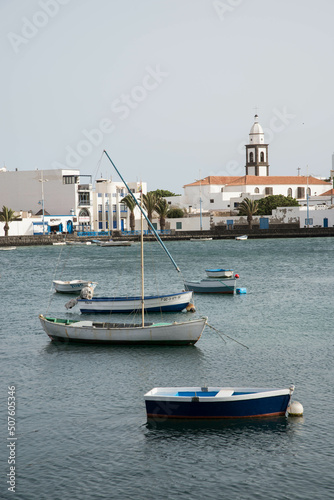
<box><xmin>1</xmin><ymin>226</ymin><xmax>333</xmax><ymax>247</ymax></box>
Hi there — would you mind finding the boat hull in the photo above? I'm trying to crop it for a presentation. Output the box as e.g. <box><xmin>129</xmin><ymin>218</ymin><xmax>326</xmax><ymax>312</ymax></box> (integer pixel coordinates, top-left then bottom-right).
<box><xmin>39</xmin><ymin>315</ymin><xmax>207</xmax><ymax>345</ymax></box>
<box><xmin>53</xmin><ymin>280</ymin><xmax>97</xmax><ymax>293</ymax></box>
<box><xmin>144</xmin><ymin>386</ymin><xmax>293</xmax><ymax>419</ymax></box>
<box><xmin>78</xmin><ymin>291</ymin><xmax>194</xmax><ymax>313</ymax></box>
<box><xmin>184</xmin><ymin>279</ymin><xmax>236</xmax><ymax>294</ymax></box>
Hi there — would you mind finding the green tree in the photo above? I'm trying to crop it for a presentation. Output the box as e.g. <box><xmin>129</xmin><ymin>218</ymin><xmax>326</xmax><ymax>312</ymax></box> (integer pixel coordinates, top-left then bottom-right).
<box><xmin>142</xmin><ymin>192</ymin><xmax>157</xmax><ymax>222</ymax></box>
<box><xmin>237</xmin><ymin>198</ymin><xmax>259</xmax><ymax>229</ymax></box>
<box><xmin>256</xmin><ymin>195</ymin><xmax>299</xmax><ymax>215</ymax></box>
<box><xmin>0</xmin><ymin>206</ymin><xmax>20</xmax><ymax>237</ymax></box>
<box><xmin>167</xmin><ymin>207</ymin><xmax>185</xmax><ymax>218</ymax></box>
<box><xmin>150</xmin><ymin>189</ymin><xmax>179</xmax><ymax>198</ymax></box>
<box><xmin>155</xmin><ymin>198</ymin><xmax>169</xmax><ymax>230</ymax></box>
<box><xmin>121</xmin><ymin>194</ymin><xmax>136</xmax><ymax>232</ymax></box>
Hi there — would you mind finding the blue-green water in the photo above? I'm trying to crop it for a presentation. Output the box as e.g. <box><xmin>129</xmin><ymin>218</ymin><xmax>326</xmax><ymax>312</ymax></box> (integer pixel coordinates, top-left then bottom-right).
<box><xmin>1</xmin><ymin>237</ymin><xmax>334</xmax><ymax>499</ymax></box>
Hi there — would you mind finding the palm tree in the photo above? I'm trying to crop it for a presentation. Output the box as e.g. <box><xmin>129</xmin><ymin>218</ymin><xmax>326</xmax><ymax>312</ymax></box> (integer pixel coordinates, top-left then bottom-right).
<box><xmin>141</xmin><ymin>192</ymin><xmax>157</xmax><ymax>222</ymax></box>
<box><xmin>121</xmin><ymin>195</ymin><xmax>137</xmax><ymax>232</ymax></box>
<box><xmin>0</xmin><ymin>206</ymin><xmax>20</xmax><ymax>236</ymax></box>
<box><xmin>155</xmin><ymin>198</ymin><xmax>169</xmax><ymax>231</ymax></box>
<box><xmin>237</xmin><ymin>198</ymin><xmax>258</xmax><ymax>229</ymax></box>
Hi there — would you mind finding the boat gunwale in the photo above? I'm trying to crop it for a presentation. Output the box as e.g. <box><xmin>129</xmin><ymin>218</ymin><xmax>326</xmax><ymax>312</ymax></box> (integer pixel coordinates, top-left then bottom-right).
<box><xmin>144</xmin><ymin>386</ymin><xmax>292</xmax><ymax>403</ymax></box>
<box><xmin>40</xmin><ymin>314</ymin><xmax>207</xmax><ymax>331</ymax></box>
<box><xmin>77</xmin><ymin>290</ymin><xmax>193</xmax><ymax>302</ymax></box>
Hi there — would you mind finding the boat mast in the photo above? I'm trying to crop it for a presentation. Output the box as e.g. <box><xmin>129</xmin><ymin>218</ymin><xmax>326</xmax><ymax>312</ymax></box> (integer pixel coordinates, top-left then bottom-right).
<box><xmin>140</xmin><ymin>189</ymin><xmax>145</xmax><ymax>326</ymax></box>
<box><xmin>103</xmin><ymin>150</ymin><xmax>180</xmax><ymax>272</ymax></box>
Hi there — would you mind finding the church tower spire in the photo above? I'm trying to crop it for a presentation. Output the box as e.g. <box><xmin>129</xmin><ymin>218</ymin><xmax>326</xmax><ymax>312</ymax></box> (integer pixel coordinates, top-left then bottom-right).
<box><xmin>245</xmin><ymin>115</ymin><xmax>269</xmax><ymax>176</ymax></box>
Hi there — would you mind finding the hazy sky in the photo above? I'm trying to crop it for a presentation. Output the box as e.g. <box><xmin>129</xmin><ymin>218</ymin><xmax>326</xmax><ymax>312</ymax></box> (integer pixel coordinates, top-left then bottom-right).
<box><xmin>1</xmin><ymin>0</ymin><xmax>333</xmax><ymax>193</ymax></box>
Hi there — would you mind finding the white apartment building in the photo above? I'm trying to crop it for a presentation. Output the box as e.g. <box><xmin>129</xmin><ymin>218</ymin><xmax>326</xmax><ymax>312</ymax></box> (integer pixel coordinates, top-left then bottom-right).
<box><xmin>93</xmin><ymin>178</ymin><xmax>147</xmax><ymax>232</ymax></box>
<box><xmin>0</xmin><ymin>167</ymin><xmax>148</xmax><ymax>235</ymax></box>
<box><xmin>0</xmin><ymin>167</ymin><xmax>93</xmax><ymax>232</ymax></box>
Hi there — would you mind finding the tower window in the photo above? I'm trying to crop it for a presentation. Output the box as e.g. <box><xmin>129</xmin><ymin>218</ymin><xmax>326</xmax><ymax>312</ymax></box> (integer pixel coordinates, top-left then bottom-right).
<box><xmin>260</xmin><ymin>152</ymin><xmax>264</xmax><ymax>162</ymax></box>
<box><xmin>249</xmin><ymin>152</ymin><xmax>254</xmax><ymax>162</ymax></box>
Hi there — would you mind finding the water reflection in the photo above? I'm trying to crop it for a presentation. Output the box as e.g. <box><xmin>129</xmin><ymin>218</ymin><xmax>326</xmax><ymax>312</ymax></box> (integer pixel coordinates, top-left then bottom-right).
<box><xmin>145</xmin><ymin>414</ymin><xmax>304</xmax><ymax>437</ymax></box>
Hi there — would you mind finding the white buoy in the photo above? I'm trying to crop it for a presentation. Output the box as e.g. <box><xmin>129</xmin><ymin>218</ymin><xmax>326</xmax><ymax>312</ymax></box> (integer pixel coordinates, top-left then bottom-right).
<box><xmin>287</xmin><ymin>401</ymin><xmax>304</xmax><ymax>417</ymax></box>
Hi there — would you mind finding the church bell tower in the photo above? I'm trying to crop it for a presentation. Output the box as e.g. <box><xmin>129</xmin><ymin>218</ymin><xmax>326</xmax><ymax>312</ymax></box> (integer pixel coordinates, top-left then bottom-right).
<box><xmin>245</xmin><ymin>115</ymin><xmax>269</xmax><ymax>176</ymax></box>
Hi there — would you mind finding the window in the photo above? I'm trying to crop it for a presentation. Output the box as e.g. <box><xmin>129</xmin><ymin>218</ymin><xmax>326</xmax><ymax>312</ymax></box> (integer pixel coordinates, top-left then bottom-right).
<box><xmin>63</xmin><ymin>175</ymin><xmax>78</xmax><ymax>184</ymax></box>
<box><xmin>307</xmin><ymin>187</ymin><xmax>311</xmax><ymax>196</ymax></box>
<box><xmin>287</xmin><ymin>188</ymin><xmax>292</xmax><ymax>197</ymax></box>
<box><xmin>221</xmin><ymin>187</ymin><xmax>224</xmax><ymax>192</ymax></box>
<box><xmin>265</xmin><ymin>187</ymin><xmax>273</xmax><ymax>195</ymax></box>
<box><xmin>78</xmin><ymin>192</ymin><xmax>90</xmax><ymax>205</ymax></box>
<box><xmin>260</xmin><ymin>152</ymin><xmax>265</xmax><ymax>162</ymax></box>
<box><xmin>210</xmin><ymin>199</ymin><xmax>214</xmax><ymax>203</ymax></box>
<box><xmin>234</xmin><ymin>202</ymin><xmax>239</xmax><ymax>208</ymax></box>
<box><xmin>249</xmin><ymin>152</ymin><xmax>254</xmax><ymax>162</ymax></box>
<box><xmin>176</xmin><ymin>222</ymin><xmax>182</xmax><ymax>229</ymax></box>
<box><xmin>254</xmin><ymin>187</ymin><xmax>259</xmax><ymax>194</ymax></box>
<box><xmin>297</xmin><ymin>187</ymin><xmax>305</xmax><ymax>199</ymax></box>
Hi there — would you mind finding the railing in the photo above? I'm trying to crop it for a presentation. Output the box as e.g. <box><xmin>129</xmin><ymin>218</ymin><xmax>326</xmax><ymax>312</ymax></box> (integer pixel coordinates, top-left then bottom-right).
<box><xmin>121</xmin><ymin>229</ymin><xmax>171</xmax><ymax>236</ymax></box>
<box><xmin>76</xmin><ymin>229</ymin><xmax>171</xmax><ymax>237</ymax></box>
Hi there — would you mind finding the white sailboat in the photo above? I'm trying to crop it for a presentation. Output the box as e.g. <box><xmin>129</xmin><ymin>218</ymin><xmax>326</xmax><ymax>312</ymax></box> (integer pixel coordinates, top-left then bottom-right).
<box><xmin>40</xmin><ymin>150</ymin><xmax>207</xmax><ymax>345</ymax></box>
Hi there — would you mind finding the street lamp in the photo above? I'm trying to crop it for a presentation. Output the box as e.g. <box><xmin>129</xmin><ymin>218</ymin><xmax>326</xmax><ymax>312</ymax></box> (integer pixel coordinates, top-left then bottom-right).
<box><xmin>39</xmin><ymin>171</ymin><xmax>48</xmax><ymax>235</ymax></box>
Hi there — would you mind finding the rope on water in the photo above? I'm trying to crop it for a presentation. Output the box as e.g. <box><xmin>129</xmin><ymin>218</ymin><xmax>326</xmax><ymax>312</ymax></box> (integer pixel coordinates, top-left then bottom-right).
<box><xmin>206</xmin><ymin>323</ymin><xmax>250</xmax><ymax>349</ymax></box>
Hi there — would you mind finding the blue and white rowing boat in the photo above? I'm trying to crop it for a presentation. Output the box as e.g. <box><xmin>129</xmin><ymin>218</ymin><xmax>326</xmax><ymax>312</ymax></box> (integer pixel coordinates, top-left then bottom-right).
<box><xmin>205</xmin><ymin>268</ymin><xmax>234</xmax><ymax>278</ymax></box>
<box><xmin>77</xmin><ymin>290</ymin><xmax>194</xmax><ymax>313</ymax></box>
<box><xmin>144</xmin><ymin>385</ymin><xmax>295</xmax><ymax>419</ymax></box>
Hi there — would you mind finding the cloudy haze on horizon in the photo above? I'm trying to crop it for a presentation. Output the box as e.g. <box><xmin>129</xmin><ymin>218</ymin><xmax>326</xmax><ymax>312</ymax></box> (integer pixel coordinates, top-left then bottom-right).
<box><xmin>1</xmin><ymin>0</ymin><xmax>333</xmax><ymax>193</ymax></box>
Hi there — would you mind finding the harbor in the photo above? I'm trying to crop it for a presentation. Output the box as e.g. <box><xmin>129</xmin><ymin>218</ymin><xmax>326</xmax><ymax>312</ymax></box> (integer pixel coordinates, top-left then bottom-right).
<box><xmin>1</xmin><ymin>236</ymin><xmax>333</xmax><ymax>499</ymax></box>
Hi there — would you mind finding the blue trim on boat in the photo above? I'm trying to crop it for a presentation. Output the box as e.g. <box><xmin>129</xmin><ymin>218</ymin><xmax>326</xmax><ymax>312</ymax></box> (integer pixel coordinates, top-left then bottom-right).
<box><xmin>79</xmin><ymin>301</ymin><xmax>190</xmax><ymax>313</ymax></box>
<box><xmin>78</xmin><ymin>291</ymin><xmax>189</xmax><ymax>302</ymax></box>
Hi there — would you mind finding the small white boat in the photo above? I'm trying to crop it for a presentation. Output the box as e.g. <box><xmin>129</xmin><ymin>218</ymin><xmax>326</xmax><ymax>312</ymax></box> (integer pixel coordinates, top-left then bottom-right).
<box><xmin>0</xmin><ymin>246</ymin><xmax>16</xmax><ymax>250</ymax></box>
<box><xmin>93</xmin><ymin>239</ymin><xmax>132</xmax><ymax>247</ymax></box>
<box><xmin>144</xmin><ymin>385</ymin><xmax>295</xmax><ymax>419</ymax></box>
<box><xmin>205</xmin><ymin>268</ymin><xmax>233</xmax><ymax>278</ymax></box>
<box><xmin>66</xmin><ymin>241</ymin><xmax>92</xmax><ymax>246</ymax></box>
<box><xmin>39</xmin><ymin>315</ymin><xmax>207</xmax><ymax>345</ymax></box>
<box><xmin>53</xmin><ymin>280</ymin><xmax>98</xmax><ymax>294</ymax></box>
<box><xmin>235</xmin><ymin>235</ymin><xmax>248</xmax><ymax>240</ymax></box>
<box><xmin>52</xmin><ymin>242</ymin><xmax>66</xmax><ymax>246</ymax></box>
<box><xmin>184</xmin><ymin>278</ymin><xmax>237</xmax><ymax>294</ymax></box>
<box><xmin>190</xmin><ymin>237</ymin><xmax>213</xmax><ymax>241</ymax></box>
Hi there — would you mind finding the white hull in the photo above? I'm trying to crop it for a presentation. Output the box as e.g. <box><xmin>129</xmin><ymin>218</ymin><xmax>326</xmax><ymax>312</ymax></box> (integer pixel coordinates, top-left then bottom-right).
<box><xmin>236</xmin><ymin>235</ymin><xmax>248</xmax><ymax>240</ymax></box>
<box><xmin>39</xmin><ymin>315</ymin><xmax>207</xmax><ymax>345</ymax></box>
<box><xmin>0</xmin><ymin>246</ymin><xmax>16</xmax><ymax>250</ymax></box>
<box><xmin>94</xmin><ymin>240</ymin><xmax>132</xmax><ymax>247</ymax></box>
<box><xmin>53</xmin><ymin>280</ymin><xmax>98</xmax><ymax>293</ymax></box>
<box><xmin>78</xmin><ymin>291</ymin><xmax>193</xmax><ymax>313</ymax></box>
<box><xmin>184</xmin><ymin>278</ymin><xmax>236</xmax><ymax>294</ymax></box>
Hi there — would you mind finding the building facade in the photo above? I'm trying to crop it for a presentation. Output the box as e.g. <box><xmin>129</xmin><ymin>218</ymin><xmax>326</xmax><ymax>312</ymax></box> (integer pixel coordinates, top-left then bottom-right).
<box><xmin>92</xmin><ymin>178</ymin><xmax>147</xmax><ymax>233</ymax></box>
<box><xmin>165</xmin><ymin>115</ymin><xmax>332</xmax><ymax>213</ymax></box>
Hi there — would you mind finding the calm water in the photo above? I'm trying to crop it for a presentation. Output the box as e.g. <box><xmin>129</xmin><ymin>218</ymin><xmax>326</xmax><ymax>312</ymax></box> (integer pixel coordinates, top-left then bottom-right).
<box><xmin>1</xmin><ymin>237</ymin><xmax>334</xmax><ymax>499</ymax></box>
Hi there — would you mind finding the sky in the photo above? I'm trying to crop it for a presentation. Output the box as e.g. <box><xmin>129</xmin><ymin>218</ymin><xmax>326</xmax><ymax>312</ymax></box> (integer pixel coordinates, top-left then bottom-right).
<box><xmin>1</xmin><ymin>0</ymin><xmax>334</xmax><ymax>194</ymax></box>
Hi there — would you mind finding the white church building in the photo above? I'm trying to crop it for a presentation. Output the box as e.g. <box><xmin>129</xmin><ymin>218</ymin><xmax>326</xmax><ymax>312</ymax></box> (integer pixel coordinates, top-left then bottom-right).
<box><xmin>165</xmin><ymin>115</ymin><xmax>332</xmax><ymax>213</ymax></box>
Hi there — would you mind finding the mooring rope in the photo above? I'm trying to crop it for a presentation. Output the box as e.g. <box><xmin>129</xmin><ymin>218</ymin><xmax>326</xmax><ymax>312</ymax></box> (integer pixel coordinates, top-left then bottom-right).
<box><xmin>206</xmin><ymin>322</ymin><xmax>249</xmax><ymax>349</ymax></box>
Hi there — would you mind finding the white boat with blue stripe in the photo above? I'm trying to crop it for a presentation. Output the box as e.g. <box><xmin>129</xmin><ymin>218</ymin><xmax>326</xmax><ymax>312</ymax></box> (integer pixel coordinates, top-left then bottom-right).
<box><xmin>78</xmin><ymin>290</ymin><xmax>194</xmax><ymax>313</ymax></box>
